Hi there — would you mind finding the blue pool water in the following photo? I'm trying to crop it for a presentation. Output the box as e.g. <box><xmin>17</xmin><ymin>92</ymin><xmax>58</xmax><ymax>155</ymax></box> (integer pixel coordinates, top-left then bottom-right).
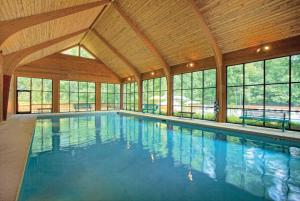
<box><xmin>19</xmin><ymin>113</ymin><xmax>300</xmax><ymax>201</ymax></box>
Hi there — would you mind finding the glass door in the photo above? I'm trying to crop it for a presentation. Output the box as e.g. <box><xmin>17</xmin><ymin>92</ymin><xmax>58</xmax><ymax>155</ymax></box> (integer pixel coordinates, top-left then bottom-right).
<box><xmin>17</xmin><ymin>90</ymin><xmax>31</xmax><ymax>113</ymax></box>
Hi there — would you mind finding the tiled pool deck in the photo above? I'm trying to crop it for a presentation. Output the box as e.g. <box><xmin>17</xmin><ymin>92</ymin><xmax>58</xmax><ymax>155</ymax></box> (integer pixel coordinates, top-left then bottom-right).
<box><xmin>0</xmin><ymin>111</ymin><xmax>299</xmax><ymax>200</ymax></box>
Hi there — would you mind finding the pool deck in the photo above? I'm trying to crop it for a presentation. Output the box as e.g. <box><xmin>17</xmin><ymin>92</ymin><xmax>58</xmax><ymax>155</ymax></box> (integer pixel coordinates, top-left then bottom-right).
<box><xmin>0</xmin><ymin>115</ymin><xmax>36</xmax><ymax>201</ymax></box>
<box><xmin>0</xmin><ymin>111</ymin><xmax>299</xmax><ymax>201</ymax></box>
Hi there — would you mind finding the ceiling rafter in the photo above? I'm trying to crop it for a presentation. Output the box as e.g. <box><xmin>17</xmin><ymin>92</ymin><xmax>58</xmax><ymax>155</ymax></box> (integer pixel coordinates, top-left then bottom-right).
<box><xmin>112</xmin><ymin>1</ymin><xmax>170</xmax><ymax>78</ymax></box>
<box><xmin>92</xmin><ymin>29</ymin><xmax>141</xmax><ymax>81</ymax></box>
<box><xmin>79</xmin><ymin>3</ymin><xmax>110</xmax><ymax>45</ymax></box>
<box><xmin>3</xmin><ymin>29</ymin><xmax>88</xmax><ymax>75</ymax></box>
<box><xmin>0</xmin><ymin>0</ymin><xmax>111</xmax><ymax>48</ymax></box>
<box><xmin>186</xmin><ymin>0</ymin><xmax>222</xmax><ymax>67</ymax></box>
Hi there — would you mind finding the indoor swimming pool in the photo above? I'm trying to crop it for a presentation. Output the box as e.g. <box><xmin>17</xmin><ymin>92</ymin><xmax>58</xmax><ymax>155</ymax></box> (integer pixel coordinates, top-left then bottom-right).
<box><xmin>19</xmin><ymin>112</ymin><xmax>300</xmax><ymax>201</ymax></box>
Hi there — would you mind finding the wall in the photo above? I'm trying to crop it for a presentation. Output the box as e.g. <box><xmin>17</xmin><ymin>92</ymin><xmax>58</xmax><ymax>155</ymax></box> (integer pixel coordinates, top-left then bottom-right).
<box><xmin>15</xmin><ymin>53</ymin><xmax>121</xmax><ymax>83</ymax></box>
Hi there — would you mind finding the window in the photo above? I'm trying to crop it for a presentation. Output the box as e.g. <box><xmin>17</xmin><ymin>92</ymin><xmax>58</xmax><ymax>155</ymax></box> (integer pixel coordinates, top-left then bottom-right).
<box><xmin>173</xmin><ymin>69</ymin><xmax>216</xmax><ymax>120</ymax></box>
<box><xmin>101</xmin><ymin>83</ymin><xmax>120</xmax><ymax>110</ymax></box>
<box><xmin>61</xmin><ymin>45</ymin><xmax>95</xmax><ymax>59</ymax></box>
<box><xmin>16</xmin><ymin>77</ymin><xmax>52</xmax><ymax>113</ymax></box>
<box><xmin>143</xmin><ymin>77</ymin><xmax>167</xmax><ymax>115</ymax></box>
<box><xmin>123</xmin><ymin>82</ymin><xmax>138</xmax><ymax>111</ymax></box>
<box><xmin>60</xmin><ymin>80</ymin><xmax>95</xmax><ymax>112</ymax></box>
<box><xmin>226</xmin><ymin>54</ymin><xmax>300</xmax><ymax>131</ymax></box>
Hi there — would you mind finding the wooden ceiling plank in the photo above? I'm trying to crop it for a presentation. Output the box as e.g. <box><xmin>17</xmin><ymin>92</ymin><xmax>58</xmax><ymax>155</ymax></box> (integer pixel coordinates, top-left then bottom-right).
<box><xmin>80</xmin><ymin>43</ymin><xmax>122</xmax><ymax>82</ymax></box>
<box><xmin>112</xmin><ymin>1</ymin><xmax>170</xmax><ymax>78</ymax></box>
<box><xmin>92</xmin><ymin>29</ymin><xmax>141</xmax><ymax>81</ymax></box>
<box><xmin>186</xmin><ymin>0</ymin><xmax>222</xmax><ymax>67</ymax></box>
<box><xmin>0</xmin><ymin>0</ymin><xmax>111</xmax><ymax>47</ymax></box>
<box><xmin>3</xmin><ymin>29</ymin><xmax>88</xmax><ymax>75</ymax></box>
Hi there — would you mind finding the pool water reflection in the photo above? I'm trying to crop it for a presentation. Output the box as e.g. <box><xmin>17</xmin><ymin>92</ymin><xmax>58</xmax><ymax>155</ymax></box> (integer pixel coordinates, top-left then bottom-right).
<box><xmin>19</xmin><ymin>113</ymin><xmax>300</xmax><ymax>201</ymax></box>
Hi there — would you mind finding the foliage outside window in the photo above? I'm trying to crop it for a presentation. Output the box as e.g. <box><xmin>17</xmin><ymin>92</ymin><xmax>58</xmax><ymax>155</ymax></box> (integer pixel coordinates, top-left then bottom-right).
<box><xmin>143</xmin><ymin>77</ymin><xmax>167</xmax><ymax>115</ymax></box>
<box><xmin>123</xmin><ymin>82</ymin><xmax>138</xmax><ymax>111</ymax></box>
<box><xmin>101</xmin><ymin>83</ymin><xmax>120</xmax><ymax>110</ymax></box>
<box><xmin>61</xmin><ymin>45</ymin><xmax>95</xmax><ymax>59</ymax></box>
<box><xmin>17</xmin><ymin>77</ymin><xmax>52</xmax><ymax>113</ymax></box>
<box><xmin>227</xmin><ymin>54</ymin><xmax>300</xmax><ymax>130</ymax></box>
<box><xmin>60</xmin><ymin>80</ymin><xmax>95</xmax><ymax>112</ymax></box>
<box><xmin>173</xmin><ymin>69</ymin><xmax>216</xmax><ymax>120</ymax></box>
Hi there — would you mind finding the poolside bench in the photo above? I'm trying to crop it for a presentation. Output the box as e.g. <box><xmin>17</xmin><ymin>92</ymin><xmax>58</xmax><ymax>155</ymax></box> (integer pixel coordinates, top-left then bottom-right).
<box><xmin>240</xmin><ymin>110</ymin><xmax>289</xmax><ymax>132</ymax></box>
<box><xmin>177</xmin><ymin>111</ymin><xmax>195</xmax><ymax>118</ymax></box>
<box><xmin>37</xmin><ymin>108</ymin><xmax>52</xmax><ymax>113</ymax></box>
<box><xmin>142</xmin><ymin>104</ymin><xmax>158</xmax><ymax>113</ymax></box>
<box><xmin>73</xmin><ymin>103</ymin><xmax>92</xmax><ymax>111</ymax></box>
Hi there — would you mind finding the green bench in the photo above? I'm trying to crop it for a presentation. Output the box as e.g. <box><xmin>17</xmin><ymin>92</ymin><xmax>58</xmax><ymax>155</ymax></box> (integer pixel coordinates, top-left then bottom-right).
<box><xmin>240</xmin><ymin>110</ymin><xmax>289</xmax><ymax>132</ymax></box>
<box><xmin>73</xmin><ymin>103</ymin><xmax>92</xmax><ymax>111</ymax></box>
<box><xmin>142</xmin><ymin>104</ymin><xmax>158</xmax><ymax>113</ymax></box>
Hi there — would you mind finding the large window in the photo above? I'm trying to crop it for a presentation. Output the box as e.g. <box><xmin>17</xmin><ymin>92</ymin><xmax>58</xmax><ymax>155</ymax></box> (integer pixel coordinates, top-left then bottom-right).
<box><xmin>101</xmin><ymin>83</ymin><xmax>120</xmax><ymax>110</ymax></box>
<box><xmin>60</xmin><ymin>80</ymin><xmax>95</xmax><ymax>112</ymax></box>
<box><xmin>61</xmin><ymin>45</ymin><xmax>95</xmax><ymax>59</ymax></box>
<box><xmin>227</xmin><ymin>54</ymin><xmax>300</xmax><ymax>130</ymax></box>
<box><xmin>17</xmin><ymin>77</ymin><xmax>52</xmax><ymax>113</ymax></box>
<box><xmin>143</xmin><ymin>77</ymin><xmax>167</xmax><ymax>115</ymax></box>
<box><xmin>173</xmin><ymin>69</ymin><xmax>216</xmax><ymax>120</ymax></box>
<box><xmin>123</xmin><ymin>82</ymin><xmax>138</xmax><ymax>111</ymax></box>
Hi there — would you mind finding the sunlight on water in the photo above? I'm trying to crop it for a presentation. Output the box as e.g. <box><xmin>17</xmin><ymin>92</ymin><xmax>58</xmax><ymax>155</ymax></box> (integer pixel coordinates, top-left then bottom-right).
<box><xmin>19</xmin><ymin>113</ymin><xmax>300</xmax><ymax>201</ymax></box>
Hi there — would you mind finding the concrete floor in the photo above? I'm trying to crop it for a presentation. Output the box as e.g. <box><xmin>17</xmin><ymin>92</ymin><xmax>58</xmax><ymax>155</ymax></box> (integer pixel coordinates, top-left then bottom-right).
<box><xmin>0</xmin><ymin>111</ymin><xmax>299</xmax><ymax>201</ymax></box>
<box><xmin>0</xmin><ymin>115</ymin><xmax>36</xmax><ymax>201</ymax></box>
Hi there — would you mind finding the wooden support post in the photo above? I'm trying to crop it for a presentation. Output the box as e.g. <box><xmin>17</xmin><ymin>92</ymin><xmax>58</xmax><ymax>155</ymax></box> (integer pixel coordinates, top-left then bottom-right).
<box><xmin>0</xmin><ymin>54</ymin><xmax>3</xmax><ymax>122</ymax></box>
<box><xmin>167</xmin><ymin>75</ymin><xmax>173</xmax><ymax>116</ymax></box>
<box><xmin>137</xmin><ymin>79</ymin><xmax>143</xmax><ymax>112</ymax></box>
<box><xmin>3</xmin><ymin>74</ymin><xmax>11</xmax><ymax>120</ymax></box>
<box><xmin>52</xmin><ymin>79</ymin><xmax>60</xmax><ymax>113</ymax></box>
<box><xmin>95</xmin><ymin>82</ymin><xmax>101</xmax><ymax>111</ymax></box>
<box><xmin>216</xmin><ymin>63</ymin><xmax>226</xmax><ymax>122</ymax></box>
<box><xmin>120</xmin><ymin>83</ymin><xmax>124</xmax><ymax>110</ymax></box>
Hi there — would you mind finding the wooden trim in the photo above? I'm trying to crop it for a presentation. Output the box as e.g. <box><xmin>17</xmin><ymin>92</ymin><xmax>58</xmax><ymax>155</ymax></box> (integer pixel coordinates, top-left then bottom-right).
<box><xmin>92</xmin><ymin>29</ymin><xmax>141</xmax><ymax>81</ymax></box>
<box><xmin>224</xmin><ymin>35</ymin><xmax>300</xmax><ymax>66</ymax></box>
<box><xmin>3</xmin><ymin>29</ymin><xmax>88</xmax><ymax>75</ymax></box>
<box><xmin>0</xmin><ymin>0</ymin><xmax>110</xmax><ymax>47</ymax></box>
<box><xmin>112</xmin><ymin>1</ymin><xmax>170</xmax><ymax>78</ymax></box>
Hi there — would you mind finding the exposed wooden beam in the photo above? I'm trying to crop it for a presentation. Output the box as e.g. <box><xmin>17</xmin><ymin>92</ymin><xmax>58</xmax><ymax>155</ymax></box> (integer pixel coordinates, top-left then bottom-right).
<box><xmin>3</xmin><ymin>29</ymin><xmax>88</xmax><ymax>75</ymax></box>
<box><xmin>186</xmin><ymin>0</ymin><xmax>222</xmax><ymax>67</ymax></box>
<box><xmin>92</xmin><ymin>29</ymin><xmax>141</xmax><ymax>81</ymax></box>
<box><xmin>186</xmin><ymin>0</ymin><xmax>225</xmax><ymax>122</ymax></box>
<box><xmin>112</xmin><ymin>1</ymin><xmax>170</xmax><ymax>78</ymax></box>
<box><xmin>0</xmin><ymin>0</ymin><xmax>111</xmax><ymax>48</ymax></box>
<box><xmin>79</xmin><ymin>4</ymin><xmax>109</xmax><ymax>44</ymax></box>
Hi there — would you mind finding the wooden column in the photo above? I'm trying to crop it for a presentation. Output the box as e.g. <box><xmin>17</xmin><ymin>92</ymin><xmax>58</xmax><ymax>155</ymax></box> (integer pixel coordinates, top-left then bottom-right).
<box><xmin>120</xmin><ymin>83</ymin><xmax>124</xmax><ymax>110</ymax></box>
<box><xmin>137</xmin><ymin>80</ymin><xmax>143</xmax><ymax>112</ymax></box>
<box><xmin>216</xmin><ymin>63</ymin><xmax>226</xmax><ymax>122</ymax></box>
<box><xmin>167</xmin><ymin>75</ymin><xmax>173</xmax><ymax>116</ymax></box>
<box><xmin>0</xmin><ymin>54</ymin><xmax>3</xmax><ymax>122</ymax></box>
<box><xmin>95</xmin><ymin>82</ymin><xmax>101</xmax><ymax>111</ymax></box>
<box><xmin>52</xmin><ymin>79</ymin><xmax>60</xmax><ymax>113</ymax></box>
<box><xmin>3</xmin><ymin>74</ymin><xmax>11</xmax><ymax>120</ymax></box>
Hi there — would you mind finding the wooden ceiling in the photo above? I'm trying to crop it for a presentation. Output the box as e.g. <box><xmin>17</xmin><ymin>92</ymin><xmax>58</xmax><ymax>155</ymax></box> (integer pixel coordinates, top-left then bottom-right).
<box><xmin>1</xmin><ymin>0</ymin><xmax>299</xmax><ymax>78</ymax></box>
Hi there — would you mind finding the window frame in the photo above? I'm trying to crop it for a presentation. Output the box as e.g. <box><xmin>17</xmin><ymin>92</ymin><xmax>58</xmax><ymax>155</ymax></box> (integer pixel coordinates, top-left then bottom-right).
<box><xmin>226</xmin><ymin>54</ymin><xmax>300</xmax><ymax>131</ymax></box>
